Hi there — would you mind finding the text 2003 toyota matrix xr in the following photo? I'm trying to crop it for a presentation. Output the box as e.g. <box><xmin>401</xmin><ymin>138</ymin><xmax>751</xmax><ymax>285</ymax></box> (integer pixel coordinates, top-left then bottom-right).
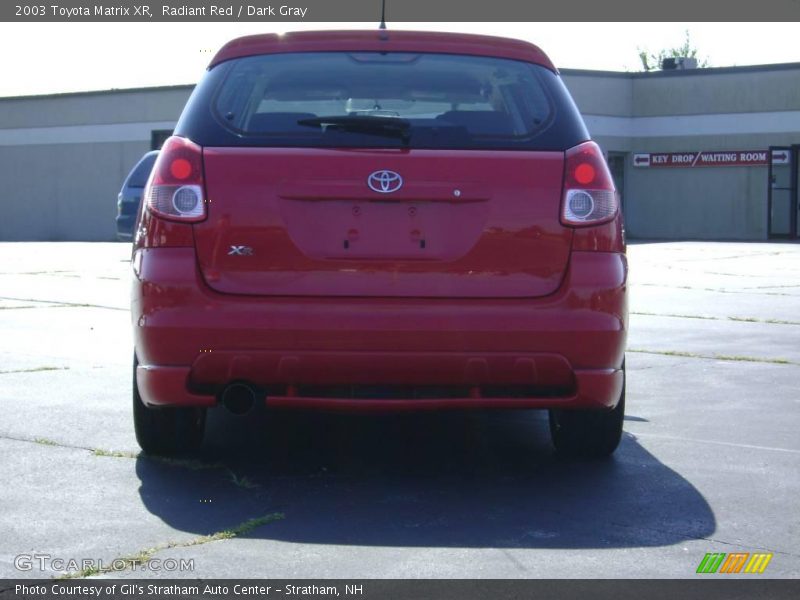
<box><xmin>131</xmin><ymin>30</ymin><xmax>628</xmax><ymax>458</ymax></box>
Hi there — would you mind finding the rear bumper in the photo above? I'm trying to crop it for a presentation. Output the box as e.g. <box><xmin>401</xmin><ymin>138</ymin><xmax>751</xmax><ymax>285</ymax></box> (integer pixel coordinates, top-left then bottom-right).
<box><xmin>132</xmin><ymin>248</ymin><xmax>627</xmax><ymax>411</ymax></box>
<box><xmin>136</xmin><ymin>363</ymin><xmax>623</xmax><ymax>412</ymax></box>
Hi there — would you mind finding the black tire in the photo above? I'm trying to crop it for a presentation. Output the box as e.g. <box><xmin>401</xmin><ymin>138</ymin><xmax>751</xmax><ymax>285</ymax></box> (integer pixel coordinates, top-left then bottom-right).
<box><xmin>549</xmin><ymin>361</ymin><xmax>625</xmax><ymax>458</ymax></box>
<box><xmin>133</xmin><ymin>355</ymin><xmax>206</xmax><ymax>455</ymax></box>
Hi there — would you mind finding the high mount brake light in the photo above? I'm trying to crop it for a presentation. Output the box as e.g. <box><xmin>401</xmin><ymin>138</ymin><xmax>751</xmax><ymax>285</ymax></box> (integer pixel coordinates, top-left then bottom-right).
<box><xmin>561</xmin><ymin>141</ymin><xmax>619</xmax><ymax>227</ymax></box>
<box><xmin>144</xmin><ymin>136</ymin><xmax>207</xmax><ymax>222</ymax></box>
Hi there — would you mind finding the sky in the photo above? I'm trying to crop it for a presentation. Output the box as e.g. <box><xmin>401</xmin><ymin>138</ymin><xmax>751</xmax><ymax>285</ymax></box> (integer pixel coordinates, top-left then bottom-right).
<box><xmin>1</xmin><ymin>22</ymin><xmax>799</xmax><ymax>97</ymax></box>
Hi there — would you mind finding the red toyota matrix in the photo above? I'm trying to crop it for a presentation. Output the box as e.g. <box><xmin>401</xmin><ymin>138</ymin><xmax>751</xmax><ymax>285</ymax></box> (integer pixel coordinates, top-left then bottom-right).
<box><xmin>131</xmin><ymin>30</ymin><xmax>628</xmax><ymax>457</ymax></box>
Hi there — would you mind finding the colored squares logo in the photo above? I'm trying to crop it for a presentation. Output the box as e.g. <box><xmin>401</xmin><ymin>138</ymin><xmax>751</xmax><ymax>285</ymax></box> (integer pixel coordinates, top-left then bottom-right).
<box><xmin>697</xmin><ymin>552</ymin><xmax>773</xmax><ymax>574</ymax></box>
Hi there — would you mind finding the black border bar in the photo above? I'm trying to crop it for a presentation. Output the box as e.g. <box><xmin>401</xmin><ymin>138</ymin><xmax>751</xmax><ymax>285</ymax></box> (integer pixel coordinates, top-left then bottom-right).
<box><xmin>2</xmin><ymin>0</ymin><xmax>800</xmax><ymax>22</ymax></box>
<box><xmin>2</xmin><ymin>580</ymin><xmax>800</xmax><ymax>600</ymax></box>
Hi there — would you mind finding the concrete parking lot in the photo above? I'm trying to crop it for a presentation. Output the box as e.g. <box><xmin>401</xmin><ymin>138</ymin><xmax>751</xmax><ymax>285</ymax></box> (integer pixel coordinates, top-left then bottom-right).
<box><xmin>0</xmin><ymin>241</ymin><xmax>798</xmax><ymax>579</ymax></box>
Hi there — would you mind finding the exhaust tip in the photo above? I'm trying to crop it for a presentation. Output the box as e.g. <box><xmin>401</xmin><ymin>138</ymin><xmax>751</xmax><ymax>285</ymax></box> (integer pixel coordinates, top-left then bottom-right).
<box><xmin>221</xmin><ymin>382</ymin><xmax>257</xmax><ymax>415</ymax></box>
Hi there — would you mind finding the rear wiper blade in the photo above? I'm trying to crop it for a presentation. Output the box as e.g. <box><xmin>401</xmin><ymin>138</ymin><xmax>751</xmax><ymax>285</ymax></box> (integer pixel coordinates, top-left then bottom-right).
<box><xmin>298</xmin><ymin>115</ymin><xmax>411</xmax><ymax>143</ymax></box>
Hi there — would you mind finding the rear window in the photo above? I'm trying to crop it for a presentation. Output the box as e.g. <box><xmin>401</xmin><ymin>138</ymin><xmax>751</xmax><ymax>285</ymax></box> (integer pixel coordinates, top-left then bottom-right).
<box><xmin>176</xmin><ymin>51</ymin><xmax>589</xmax><ymax>151</ymax></box>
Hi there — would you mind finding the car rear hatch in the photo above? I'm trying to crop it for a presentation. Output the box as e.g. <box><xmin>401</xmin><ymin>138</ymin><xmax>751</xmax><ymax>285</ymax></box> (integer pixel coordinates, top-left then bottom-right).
<box><xmin>194</xmin><ymin>147</ymin><xmax>570</xmax><ymax>298</ymax></box>
<box><xmin>177</xmin><ymin>46</ymin><xmax>590</xmax><ymax>298</ymax></box>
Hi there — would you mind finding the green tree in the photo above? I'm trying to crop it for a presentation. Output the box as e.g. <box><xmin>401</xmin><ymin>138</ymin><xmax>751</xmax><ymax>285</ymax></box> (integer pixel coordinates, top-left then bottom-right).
<box><xmin>638</xmin><ymin>30</ymin><xmax>710</xmax><ymax>71</ymax></box>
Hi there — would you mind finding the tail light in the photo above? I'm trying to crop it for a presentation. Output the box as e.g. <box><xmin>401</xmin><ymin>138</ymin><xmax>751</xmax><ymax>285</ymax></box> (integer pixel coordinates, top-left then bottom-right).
<box><xmin>144</xmin><ymin>136</ymin><xmax>206</xmax><ymax>222</ymax></box>
<box><xmin>561</xmin><ymin>141</ymin><xmax>618</xmax><ymax>227</ymax></box>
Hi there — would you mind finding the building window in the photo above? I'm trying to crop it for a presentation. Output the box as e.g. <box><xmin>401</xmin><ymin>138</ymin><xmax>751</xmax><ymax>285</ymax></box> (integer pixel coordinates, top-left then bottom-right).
<box><xmin>151</xmin><ymin>129</ymin><xmax>173</xmax><ymax>150</ymax></box>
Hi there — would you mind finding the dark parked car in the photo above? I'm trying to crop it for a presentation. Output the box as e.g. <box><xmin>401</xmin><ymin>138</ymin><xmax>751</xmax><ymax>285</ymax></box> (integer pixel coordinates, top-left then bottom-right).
<box><xmin>116</xmin><ymin>151</ymin><xmax>158</xmax><ymax>241</ymax></box>
<box><xmin>131</xmin><ymin>31</ymin><xmax>628</xmax><ymax>458</ymax></box>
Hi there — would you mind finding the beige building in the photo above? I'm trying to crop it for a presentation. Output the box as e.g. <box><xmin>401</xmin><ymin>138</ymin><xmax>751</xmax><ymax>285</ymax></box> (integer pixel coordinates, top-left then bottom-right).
<box><xmin>1</xmin><ymin>63</ymin><xmax>799</xmax><ymax>241</ymax></box>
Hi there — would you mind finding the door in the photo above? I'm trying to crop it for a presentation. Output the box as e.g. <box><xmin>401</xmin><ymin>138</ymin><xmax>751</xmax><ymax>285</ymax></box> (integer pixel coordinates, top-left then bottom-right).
<box><xmin>768</xmin><ymin>146</ymin><xmax>797</xmax><ymax>239</ymax></box>
<box><xmin>607</xmin><ymin>152</ymin><xmax>626</xmax><ymax>213</ymax></box>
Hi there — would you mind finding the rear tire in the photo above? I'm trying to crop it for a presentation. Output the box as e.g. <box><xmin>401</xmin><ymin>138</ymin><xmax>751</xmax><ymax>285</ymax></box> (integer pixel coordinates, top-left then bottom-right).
<box><xmin>133</xmin><ymin>355</ymin><xmax>206</xmax><ymax>455</ymax></box>
<box><xmin>549</xmin><ymin>361</ymin><xmax>625</xmax><ymax>458</ymax></box>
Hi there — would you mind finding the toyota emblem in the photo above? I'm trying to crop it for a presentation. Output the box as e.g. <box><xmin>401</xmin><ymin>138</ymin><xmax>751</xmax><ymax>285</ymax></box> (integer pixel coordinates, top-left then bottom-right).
<box><xmin>367</xmin><ymin>170</ymin><xmax>403</xmax><ymax>194</ymax></box>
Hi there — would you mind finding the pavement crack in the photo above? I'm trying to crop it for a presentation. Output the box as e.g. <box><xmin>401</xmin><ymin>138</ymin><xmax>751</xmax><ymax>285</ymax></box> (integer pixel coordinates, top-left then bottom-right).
<box><xmin>680</xmin><ymin>535</ymin><xmax>800</xmax><ymax>559</ymax></box>
<box><xmin>0</xmin><ymin>296</ymin><xmax>127</xmax><ymax>311</ymax></box>
<box><xmin>0</xmin><ymin>433</ymin><xmax>95</xmax><ymax>452</ymax></box>
<box><xmin>33</xmin><ymin>437</ymin><xmax>59</xmax><ymax>446</ymax></box>
<box><xmin>631</xmin><ymin>432</ymin><xmax>800</xmax><ymax>455</ymax></box>
<box><xmin>0</xmin><ymin>305</ymin><xmax>45</xmax><ymax>310</ymax></box>
<box><xmin>631</xmin><ymin>311</ymin><xmax>800</xmax><ymax>326</ymax></box>
<box><xmin>628</xmin><ymin>349</ymin><xmax>798</xmax><ymax>366</ymax></box>
<box><xmin>92</xmin><ymin>448</ymin><xmax>227</xmax><ymax>471</ymax></box>
<box><xmin>634</xmin><ymin>283</ymin><xmax>791</xmax><ymax>296</ymax></box>
<box><xmin>55</xmin><ymin>512</ymin><xmax>285</xmax><ymax>579</ymax></box>
<box><xmin>499</xmin><ymin>548</ymin><xmax>529</xmax><ymax>573</ymax></box>
<box><xmin>741</xmin><ymin>284</ymin><xmax>800</xmax><ymax>290</ymax></box>
<box><xmin>0</xmin><ymin>270</ymin><xmax>74</xmax><ymax>275</ymax></box>
<box><xmin>0</xmin><ymin>366</ymin><xmax>70</xmax><ymax>375</ymax></box>
<box><xmin>0</xmin><ymin>434</ymin><xmax>226</xmax><ymax>471</ymax></box>
<box><xmin>227</xmin><ymin>468</ymin><xmax>260</xmax><ymax>489</ymax></box>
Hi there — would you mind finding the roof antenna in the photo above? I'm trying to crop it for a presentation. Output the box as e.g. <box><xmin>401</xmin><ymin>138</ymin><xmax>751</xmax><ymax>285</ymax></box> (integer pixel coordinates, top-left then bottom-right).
<box><xmin>379</xmin><ymin>0</ymin><xmax>387</xmax><ymax>31</ymax></box>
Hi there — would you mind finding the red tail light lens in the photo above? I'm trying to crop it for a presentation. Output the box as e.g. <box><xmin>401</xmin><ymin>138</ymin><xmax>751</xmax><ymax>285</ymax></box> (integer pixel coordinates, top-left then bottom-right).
<box><xmin>144</xmin><ymin>136</ymin><xmax>206</xmax><ymax>222</ymax></box>
<box><xmin>561</xmin><ymin>141</ymin><xmax>619</xmax><ymax>226</ymax></box>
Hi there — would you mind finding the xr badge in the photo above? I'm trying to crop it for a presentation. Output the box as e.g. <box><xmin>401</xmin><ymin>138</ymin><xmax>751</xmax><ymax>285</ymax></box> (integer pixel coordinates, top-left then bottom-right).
<box><xmin>228</xmin><ymin>246</ymin><xmax>254</xmax><ymax>256</ymax></box>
